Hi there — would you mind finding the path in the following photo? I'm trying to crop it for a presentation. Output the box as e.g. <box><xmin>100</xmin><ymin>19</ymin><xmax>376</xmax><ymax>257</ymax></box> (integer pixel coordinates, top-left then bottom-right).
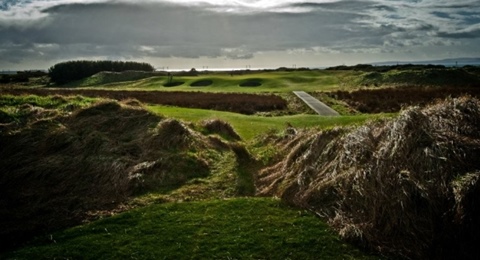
<box><xmin>293</xmin><ymin>91</ymin><xmax>340</xmax><ymax>116</ymax></box>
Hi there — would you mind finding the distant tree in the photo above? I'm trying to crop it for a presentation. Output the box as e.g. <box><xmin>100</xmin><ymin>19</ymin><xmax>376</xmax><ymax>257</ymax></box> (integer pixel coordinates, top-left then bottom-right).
<box><xmin>48</xmin><ymin>60</ymin><xmax>155</xmax><ymax>85</ymax></box>
<box><xmin>0</xmin><ymin>75</ymin><xmax>10</xmax><ymax>84</ymax></box>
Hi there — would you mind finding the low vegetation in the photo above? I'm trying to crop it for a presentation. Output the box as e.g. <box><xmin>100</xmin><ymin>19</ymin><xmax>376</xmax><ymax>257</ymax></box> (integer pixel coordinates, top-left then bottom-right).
<box><xmin>322</xmin><ymin>86</ymin><xmax>480</xmax><ymax>113</ymax></box>
<box><xmin>0</xmin><ymin>95</ymin><xmax>255</xmax><ymax>252</ymax></box>
<box><xmin>2</xmin><ymin>88</ymin><xmax>288</xmax><ymax>115</ymax></box>
<box><xmin>257</xmin><ymin>96</ymin><xmax>480</xmax><ymax>259</ymax></box>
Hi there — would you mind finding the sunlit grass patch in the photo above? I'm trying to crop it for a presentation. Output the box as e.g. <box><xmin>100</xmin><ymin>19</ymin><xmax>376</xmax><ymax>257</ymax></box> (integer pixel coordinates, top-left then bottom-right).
<box><xmin>148</xmin><ymin>105</ymin><xmax>389</xmax><ymax>141</ymax></box>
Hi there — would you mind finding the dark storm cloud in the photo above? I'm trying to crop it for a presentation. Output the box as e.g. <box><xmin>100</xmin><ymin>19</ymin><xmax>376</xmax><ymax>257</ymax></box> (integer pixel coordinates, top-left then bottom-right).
<box><xmin>437</xmin><ymin>25</ymin><xmax>480</xmax><ymax>39</ymax></box>
<box><xmin>0</xmin><ymin>1</ymin><xmax>367</xmax><ymax>64</ymax></box>
<box><xmin>0</xmin><ymin>0</ymin><xmax>479</xmax><ymax>69</ymax></box>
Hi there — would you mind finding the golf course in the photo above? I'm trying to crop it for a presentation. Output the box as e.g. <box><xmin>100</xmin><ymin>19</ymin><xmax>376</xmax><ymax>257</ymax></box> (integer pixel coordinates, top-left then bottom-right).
<box><xmin>2</xmin><ymin>63</ymin><xmax>480</xmax><ymax>259</ymax></box>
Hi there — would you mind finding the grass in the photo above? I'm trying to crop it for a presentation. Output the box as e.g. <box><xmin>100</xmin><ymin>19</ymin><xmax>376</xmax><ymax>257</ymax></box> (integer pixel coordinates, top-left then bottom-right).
<box><xmin>0</xmin><ymin>94</ymin><xmax>97</xmax><ymax>109</ymax></box>
<box><xmin>69</xmin><ymin>70</ymin><xmax>354</xmax><ymax>93</ymax></box>
<box><xmin>148</xmin><ymin>105</ymin><xmax>386</xmax><ymax>141</ymax></box>
<box><xmin>0</xmin><ymin>94</ymin><xmax>98</xmax><ymax>124</ymax></box>
<box><xmin>4</xmin><ymin>198</ymin><xmax>378</xmax><ymax>260</ymax></box>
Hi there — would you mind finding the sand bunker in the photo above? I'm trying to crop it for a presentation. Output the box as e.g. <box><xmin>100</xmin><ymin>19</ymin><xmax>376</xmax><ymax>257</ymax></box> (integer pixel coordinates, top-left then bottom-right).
<box><xmin>190</xmin><ymin>80</ymin><xmax>213</xmax><ymax>87</ymax></box>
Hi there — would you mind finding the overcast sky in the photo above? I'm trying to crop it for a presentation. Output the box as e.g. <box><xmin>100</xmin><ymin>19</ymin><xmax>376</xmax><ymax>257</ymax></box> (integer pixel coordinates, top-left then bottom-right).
<box><xmin>1</xmin><ymin>0</ymin><xmax>479</xmax><ymax>70</ymax></box>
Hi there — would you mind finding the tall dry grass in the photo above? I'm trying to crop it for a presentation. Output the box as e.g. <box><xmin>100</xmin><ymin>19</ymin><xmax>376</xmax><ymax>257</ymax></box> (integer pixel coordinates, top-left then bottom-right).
<box><xmin>0</xmin><ymin>98</ymin><xmax>234</xmax><ymax>251</ymax></box>
<box><xmin>257</xmin><ymin>96</ymin><xmax>480</xmax><ymax>259</ymax></box>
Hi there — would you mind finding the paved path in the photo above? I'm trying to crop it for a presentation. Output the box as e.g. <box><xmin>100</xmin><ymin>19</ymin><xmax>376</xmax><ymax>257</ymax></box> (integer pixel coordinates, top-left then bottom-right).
<box><xmin>293</xmin><ymin>91</ymin><xmax>340</xmax><ymax>116</ymax></box>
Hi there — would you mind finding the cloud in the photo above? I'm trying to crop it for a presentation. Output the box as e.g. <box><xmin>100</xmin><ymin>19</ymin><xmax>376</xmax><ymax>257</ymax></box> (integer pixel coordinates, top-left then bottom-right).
<box><xmin>437</xmin><ymin>24</ymin><xmax>480</xmax><ymax>39</ymax></box>
<box><xmin>0</xmin><ymin>0</ymin><xmax>479</xmax><ymax>69</ymax></box>
<box><xmin>1</xmin><ymin>1</ymin><xmax>364</xmax><ymax>61</ymax></box>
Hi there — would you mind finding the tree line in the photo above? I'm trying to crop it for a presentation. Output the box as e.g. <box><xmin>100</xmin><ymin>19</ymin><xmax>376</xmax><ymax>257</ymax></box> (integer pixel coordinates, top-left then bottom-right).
<box><xmin>0</xmin><ymin>71</ymin><xmax>48</xmax><ymax>84</ymax></box>
<box><xmin>48</xmin><ymin>60</ymin><xmax>155</xmax><ymax>84</ymax></box>
<box><xmin>325</xmin><ymin>64</ymin><xmax>448</xmax><ymax>72</ymax></box>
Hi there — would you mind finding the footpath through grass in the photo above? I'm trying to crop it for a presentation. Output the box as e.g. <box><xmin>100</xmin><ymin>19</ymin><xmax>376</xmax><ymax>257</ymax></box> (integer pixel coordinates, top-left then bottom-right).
<box><xmin>5</xmin><ymin>198</ymin><xmax>378</xmax><ymax>260</ymax></box>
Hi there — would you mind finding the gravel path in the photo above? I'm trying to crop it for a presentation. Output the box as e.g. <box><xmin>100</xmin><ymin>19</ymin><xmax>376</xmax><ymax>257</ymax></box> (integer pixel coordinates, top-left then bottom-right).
<box><xmin>293</xmin><ymin>91</ymin><xmax>340</xmax><ymax>116</ymax></box>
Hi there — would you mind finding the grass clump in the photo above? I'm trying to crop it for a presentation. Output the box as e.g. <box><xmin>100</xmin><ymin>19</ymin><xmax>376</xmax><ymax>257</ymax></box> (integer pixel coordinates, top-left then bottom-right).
<box><xmin>0</xmin><ymin>97</ymin><xmax>234</xmax><ymax>251</ymax></box>
<box><xmin>257</xmin><ymin>96</ymin><xmax>480</xmax><ymax>259</ymax></box>
<box><xmin>4</xmin><ymin>198</ymin><xmax>378</xmax><ymax>260</ymax></box>
<box><xmin>200</xmin><ymin>119</ymin><xmax>241</xmax><ymax>141</ymax></box>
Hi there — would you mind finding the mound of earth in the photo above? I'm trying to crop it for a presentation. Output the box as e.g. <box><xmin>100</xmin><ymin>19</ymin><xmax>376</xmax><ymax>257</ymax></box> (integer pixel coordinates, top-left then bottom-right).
<box><xmin>257</xmin><ymin>96</ymin><xmax>480</xmax><ymax>259</ymax></box>
<box><xmin>239</xmin><ymin>80</ymin><xmax>262</xmax><ymax>87</ymax></box>
<box><xmin>201</xmin><ymin>119</ymin><xmax>241</xmax><ymax>141</ymax></box>
<box><xmin>190</xmin><ymin>80</ymin><xmax>213</xmax><ymax>87</ymax></box>
<box><xmin>0</xmin><ymin>99</ymin><xmax>235</xmax><ymax>251</ymax></box>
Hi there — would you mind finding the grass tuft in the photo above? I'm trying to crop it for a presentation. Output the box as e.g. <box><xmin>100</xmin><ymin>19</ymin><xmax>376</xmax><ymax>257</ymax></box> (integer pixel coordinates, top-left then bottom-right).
<box><xmin>257</xmin><ymin>96</ymin><xmax>480</xmax><ymax>259</ymax></box>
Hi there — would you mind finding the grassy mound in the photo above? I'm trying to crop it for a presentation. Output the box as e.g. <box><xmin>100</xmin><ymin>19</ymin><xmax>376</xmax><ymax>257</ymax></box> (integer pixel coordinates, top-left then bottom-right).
<box><xmin>257</xmin><ymin>96</ymin><xmax>480</xmax><ymax>259</ymax></box>
<box><xmin>190</xmin><ymin>79</ymin><xmax>213</xmax><ymax>87</ymax></box>
<box><xmin>0</xmin><ymin>97</ymin><xmax>233</xmax><ymax>251</ymax></box>
<box><xmin>69</xmin><ymin>71</ymin><xmax>162</xmax><ymax>87</ymax></box>
<box><xmin>200</xmin><ymin>119</ymin><xmax>241</xmax><ymax>141</ymax></box>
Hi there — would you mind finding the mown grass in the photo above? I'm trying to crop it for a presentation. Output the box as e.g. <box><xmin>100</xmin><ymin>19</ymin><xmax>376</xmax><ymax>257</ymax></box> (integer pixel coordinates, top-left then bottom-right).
<box><xmin>148</xmin><ymin>105</ymin><xmax>386</xmax><ymax>141</ymax></box>
<box><xmin>5</xmin><ymin>198</ymin><xmax>378</xmax><ymax>260</ymax></box>
<box><xmin>71</xmin><ymin>70</ymin><xmax>354</xmax><ymax>93</ymax></box>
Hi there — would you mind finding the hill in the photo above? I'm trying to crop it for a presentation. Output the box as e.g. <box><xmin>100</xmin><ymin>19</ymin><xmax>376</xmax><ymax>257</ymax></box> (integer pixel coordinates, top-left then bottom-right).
<box><xmin>257</xmin><ymin>96</ymin><xmax>480</xmax><ymax>259</ymax></box>
<box><xmin>0</xmin><ymin>95</ymin><xmax>252</xmax><ymax>251</ymax></box>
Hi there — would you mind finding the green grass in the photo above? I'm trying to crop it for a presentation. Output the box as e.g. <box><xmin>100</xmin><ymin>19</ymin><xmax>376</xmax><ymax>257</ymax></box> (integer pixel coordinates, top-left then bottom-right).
<box><xmin>70</xmin><ymin>70</ymin><xmax>355</xmax><ymax>93</ymax></box>
<box><xmin>0</xmin><ymin>94</ymin><xmax>98</xmax><ymax>123</ymax></box>
<box><xmin>5</xmin><ymin>198</ymin><xmax>378</xmax><ymax>260</ymax></box>
<box><xmin>0</xmin><ymin>94</ymin><xmax>97</xmax><ymax>109</ymax></box>
<box><xmin>148</xmin><ymin>105</ymin><xmax>384</xmax><ymax>141</ymax></box>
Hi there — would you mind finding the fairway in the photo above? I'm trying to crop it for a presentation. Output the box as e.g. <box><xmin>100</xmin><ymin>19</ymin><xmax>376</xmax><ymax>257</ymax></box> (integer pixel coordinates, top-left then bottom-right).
<box><xmin>148</xmin><ymin>105</ymin><xmax>382</xmax><ymax>140</ymax></box>
<box><xmin>71</xmin><ymin>70</ymin><xmax>356</xmax><ymax>92</ymax></box>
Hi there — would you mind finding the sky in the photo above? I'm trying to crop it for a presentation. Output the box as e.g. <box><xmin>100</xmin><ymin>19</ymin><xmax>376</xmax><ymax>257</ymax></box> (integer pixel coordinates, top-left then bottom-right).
<box><xmin>0</xmin><ymin>0</ymin><xmax>480</xmax><ymax>70</ymax></box>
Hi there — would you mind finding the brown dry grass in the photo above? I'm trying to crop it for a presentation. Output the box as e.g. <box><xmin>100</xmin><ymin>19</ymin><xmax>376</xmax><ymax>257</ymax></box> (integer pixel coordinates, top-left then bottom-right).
<box><xmin>328</xmin><ymin>87</ymin><xmax>480</xmax><ymax>113</ymax></box>
<box><xmin>0</xmin><ymin>99</ymin><xmax>235</xmax><ymax>251</ymax></box>
<box><xmin>2</xmin><ymin>88</ymin><xmax>287</xmax><ymax>115</ymax></box>
<box><xmin>200</xmin><ymin>119</ymin><xmax>241</xmax><ymax>141</ymax></box>
<box><xmin>257</xmin><ymin>96</ymin><xmax>480</xmax><ymax>259</ymax></box>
